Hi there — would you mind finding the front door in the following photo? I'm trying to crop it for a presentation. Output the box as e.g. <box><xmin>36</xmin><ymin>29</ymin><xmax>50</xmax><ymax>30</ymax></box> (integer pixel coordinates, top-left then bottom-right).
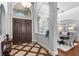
<box><xmin>13</xmin><ymin>18</ymin><xmax>32</xmax><ymax>44</ymax></box>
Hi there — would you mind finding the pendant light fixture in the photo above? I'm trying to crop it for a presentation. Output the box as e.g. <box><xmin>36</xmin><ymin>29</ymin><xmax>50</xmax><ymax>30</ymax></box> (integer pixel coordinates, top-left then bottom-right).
<box><xmin>21</xmin><ymin>2</ymin><xmax>31</xmax><ymax>8</ymax></box>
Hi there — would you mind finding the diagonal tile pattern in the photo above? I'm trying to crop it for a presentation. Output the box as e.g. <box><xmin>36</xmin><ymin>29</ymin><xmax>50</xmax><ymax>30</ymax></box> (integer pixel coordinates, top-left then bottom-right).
<box><xmin>22</xmin><ymin>43</ymin><xmax>28</xmax><ymax>46</ymax></box>
<box><xmin>15</xmin><ymin>51</ymin><xmax>26</xmax><ymax>56</ymax></box>
<box><xmin>10</xmin><ymin>49</ymin><xmax>18</xmax><ymax>55</ymax></box>
<box><xmin>12</xmin><ymin>45</ymin><xmax>18</xmax><ymax>49</ymax></box>
<box><xmin>23</xmin><ymin>46</ymin><xmax>31</xmax><ymax>50</ymax></box>
<box><xmin>31</xmin><ymin>47</ymin><xmax>39</xmax><ymax>52</ymax></box>
<box><xmin>28</xmin><ymin>43</ymin><xmax>34</xmax><ymax>46</ymax></box>
<box><xmin>35</xmin><ymin>44</ymin><xmax>40</xmax><ymax>48</ymax></box>
<box><xmin>15</xmin><ymin>46</ymin><xmax>24</xmax><ymax>49</ymax></box>
<box><xmin>26</xmin><ymin>52</ymin><xmax>36</xmax><ymax>56</ymax></box>
<box><xmin>40</xmin><ymin>48</ymin><xmax>48</xmax><ymax>54</ymax></box>
<box><xmin>9</xmin><ymin>42</ymin><xmax>52</xmax><ymax>56</ymax></box>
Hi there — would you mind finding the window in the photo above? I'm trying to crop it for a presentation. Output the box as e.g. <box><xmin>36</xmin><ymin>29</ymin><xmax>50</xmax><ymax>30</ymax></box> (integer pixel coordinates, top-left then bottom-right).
<box><xmin>13</xmin><ymin>9</ymin><xmax>29</xmax><ymax>17</ymax></box>
<box><xmin>36</xmin><ymin>3</ymin><xmax>49</xmax><ymax>34</ymax></box>
<box><xmin>15</xmin><ymin>12</ymin><xmax>25</xmax><ymax>17</ymax></box>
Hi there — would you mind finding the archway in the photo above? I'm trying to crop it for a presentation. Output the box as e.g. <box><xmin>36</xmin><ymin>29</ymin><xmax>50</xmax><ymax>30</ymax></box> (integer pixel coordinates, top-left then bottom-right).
<box><xmin>12</xmin><ymin>2</ymin><xmax>32</xmax><ymax>44</ymax></box>
<box><xmin>13</xmin><ymin>2</ymin><xmax>32</xmax><ymax>19</ymax></box>
<box><xmin>0</xmin><ymin>4</ymin><xmax>6</xmax><ymax>35</ymax></box>
<box><xmin>0</xmin><ymin>5</ymin><xmax>1</xmax><ymax>35</ymax></box>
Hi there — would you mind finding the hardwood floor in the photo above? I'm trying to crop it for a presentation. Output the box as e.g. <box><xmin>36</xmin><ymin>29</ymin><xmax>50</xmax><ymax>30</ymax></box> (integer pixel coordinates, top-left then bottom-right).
<box><xmin>57</xmin><ymin>42</ymin><xmax>79</xmax><ymax>56</ymax></box>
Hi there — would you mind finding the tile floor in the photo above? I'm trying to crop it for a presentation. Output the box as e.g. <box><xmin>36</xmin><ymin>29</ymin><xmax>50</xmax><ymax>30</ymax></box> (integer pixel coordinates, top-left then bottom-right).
<box><xmin>9</xmin><ymin>42</ymin><xmax>52</xmax><ymax>56</ymax></box>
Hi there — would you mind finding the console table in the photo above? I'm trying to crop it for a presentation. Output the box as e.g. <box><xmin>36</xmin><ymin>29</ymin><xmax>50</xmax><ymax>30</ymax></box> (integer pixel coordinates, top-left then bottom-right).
<box><xmin>0</xmin><ymin>35</ymin><xmax>4</xmax><ymax>56</ymax></box>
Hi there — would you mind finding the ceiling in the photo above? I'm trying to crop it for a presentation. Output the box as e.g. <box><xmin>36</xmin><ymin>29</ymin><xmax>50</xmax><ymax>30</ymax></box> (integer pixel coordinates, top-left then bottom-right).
<box><xmin>13</xmin><ymin>3</ymin><xmax>31</xmax><ymax>11</ymax></box>
<box><xmin>57</xmin><ymin>2</ymin><xmax>79</xmax><ymax>13</ymax></box>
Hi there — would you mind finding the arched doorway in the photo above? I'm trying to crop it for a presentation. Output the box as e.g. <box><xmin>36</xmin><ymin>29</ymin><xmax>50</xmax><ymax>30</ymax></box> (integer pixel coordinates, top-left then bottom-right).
<box><xmin>0</xmin><ymin>4</ymin><xmax>6</xmax><ymax>35</ymax></box>
<box><xmin>12</xmin><ymin>2</ymin><xmax>32</xmax><ymax>44</ymax></box>
<box><xmin>0</xmin><ymin>5</ymin><xmax>1</xmax><ymax>35</ymax></box>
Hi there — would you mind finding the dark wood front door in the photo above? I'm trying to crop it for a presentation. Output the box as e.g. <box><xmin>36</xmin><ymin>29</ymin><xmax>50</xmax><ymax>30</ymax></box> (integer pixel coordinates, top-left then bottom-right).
<box><xmin>13</xmin><ymin>18</ymin><xmax>32</xmax><ymax>44</ymax></box>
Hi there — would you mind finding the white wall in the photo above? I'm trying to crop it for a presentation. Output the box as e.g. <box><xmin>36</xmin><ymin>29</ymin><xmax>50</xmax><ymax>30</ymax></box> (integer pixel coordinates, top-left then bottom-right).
<box><xmin>58</xmin><ymin>7</ymin><xmax>79</xmax><ymax>22</ymax></box>
<box><xmin>0</xmin><ymin>3</ymin><xmax>8</xmax><ymax>55</ymax></box>
<box><xmin>0</xmin><ymin>2</ymin><xmax>13</xmax><ymax>39</ymax></box>
<box><xmin>58</xmin><ymin>6</ymin><xmax>79</xmax><ymax>41</ymax></box>
<box><xmin>32</xmin><ymin>2</ymin><xmax>58</xmax><ymax>55</ymax></box>
<box><xmin>32</xmin><ymin>2</ymin><xmax>50</xmax><ymax>53</ymax></box>
<box><xmin>1</xmin><ymin>4</ymin><xmax>6</xmax><ymax>36</ymax></box>
<box><xmin>0</xmin><ymin>7</ymin><xmax>1</xmax><ymax>35</ymax></box>
<box><xmin>0</xmin><ymin>2</ymin><xmax>8</xmax><ymax>37</ymax></box>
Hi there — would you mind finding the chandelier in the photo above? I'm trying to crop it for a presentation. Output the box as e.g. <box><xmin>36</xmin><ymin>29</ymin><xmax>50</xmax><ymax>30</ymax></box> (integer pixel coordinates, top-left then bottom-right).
<box><xmin>21</xmin><ymin>2</ymin><xmax>31</xmax><ymax>8</ymax></box>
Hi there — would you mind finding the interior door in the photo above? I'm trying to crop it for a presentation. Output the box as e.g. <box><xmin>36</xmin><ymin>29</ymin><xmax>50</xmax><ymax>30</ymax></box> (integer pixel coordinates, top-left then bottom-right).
<box><xmin>13</xmin><ymin>18</ymin><xmax>32</xmax><ymax>44</ymax></box>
